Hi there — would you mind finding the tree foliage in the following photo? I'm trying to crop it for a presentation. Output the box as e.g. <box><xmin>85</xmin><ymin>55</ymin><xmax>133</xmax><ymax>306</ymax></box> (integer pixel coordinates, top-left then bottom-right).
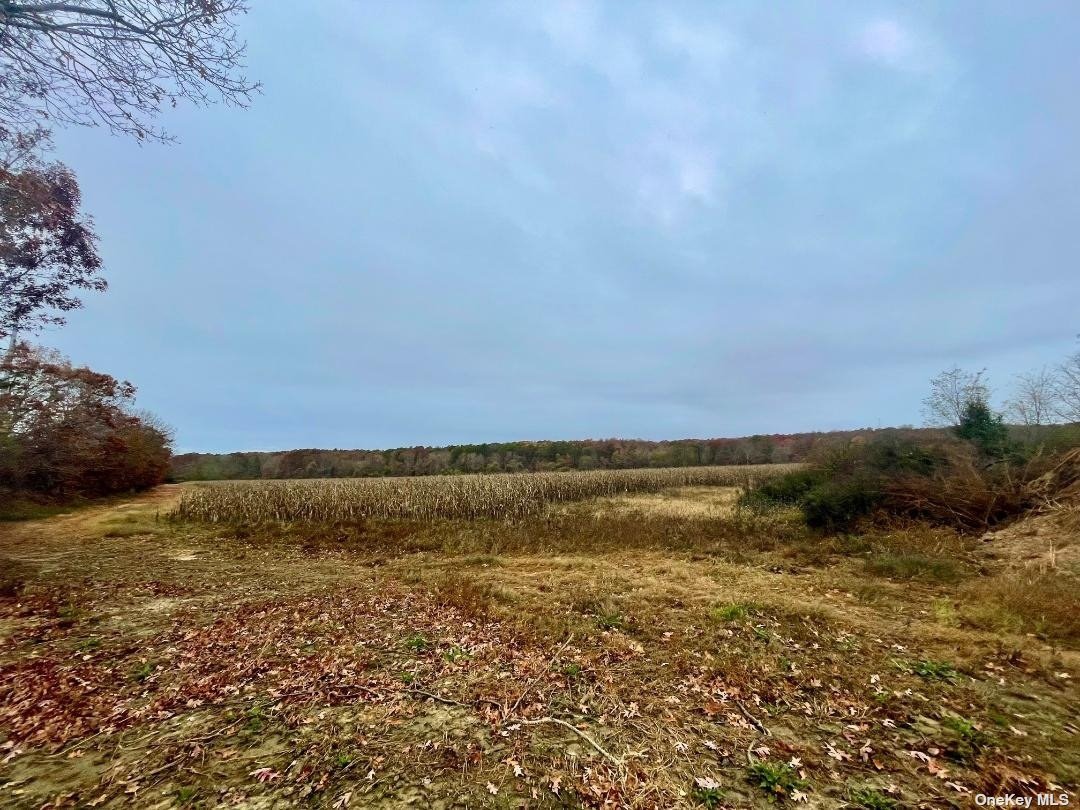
<box><xmin>0</xmin><ymin>127</ymin><xmax>102</xmax><ymax>342</ymax></box>
<box><xmin>954</xmin><ymin>399</ymin><xmax>1009</xmax><ymax>457</ymax></box>
<box><xmin>168</xmin><ymin>429</ymin><xmax>946</xmax><ymax>482</ymax></box>
<box><xmin>0</xmin><ymin>343</ymin><xmax>171</xmax><ymax>497</ymax></box>
<box><xmin>0</xmin><ymin>0</ymin><xmax>256</xmax><ymax>141</ymax></box>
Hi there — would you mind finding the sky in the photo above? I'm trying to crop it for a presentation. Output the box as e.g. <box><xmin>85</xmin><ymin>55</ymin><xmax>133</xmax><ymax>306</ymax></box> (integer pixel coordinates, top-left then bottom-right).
<box><xmin>48</xmin><ymin>1</ymin><xmax>1080</xmax><ymax>453</ymax></box>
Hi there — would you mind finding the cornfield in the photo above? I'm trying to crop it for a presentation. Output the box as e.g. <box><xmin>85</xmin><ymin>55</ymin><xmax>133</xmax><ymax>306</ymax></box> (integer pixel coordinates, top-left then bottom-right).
<box><xmin>172</xmin><ymin>464</ymin><xmax>800</xmax><ymax>523</ymax></box>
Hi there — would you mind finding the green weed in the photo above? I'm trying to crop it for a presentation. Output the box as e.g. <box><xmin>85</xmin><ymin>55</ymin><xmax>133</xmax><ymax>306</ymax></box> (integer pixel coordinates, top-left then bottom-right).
<box><xmin>912</xmin><ymin>659</ymin><xmax>957</xmax><ymax>681</ymax></box>
<box><xmin>747</xmin><ymin>761</ymin><xmax>805</xmax><ymax>801</ymax></box>
<box><xmin>849</xmin><ymin>786</ymin><xmax>896</xmax><ymax>810</ymax></box>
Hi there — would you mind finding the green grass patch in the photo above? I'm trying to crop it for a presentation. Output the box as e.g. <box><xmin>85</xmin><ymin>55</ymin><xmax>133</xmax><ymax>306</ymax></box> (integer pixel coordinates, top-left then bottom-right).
<box><xmin>595</xmin><ymin>611</ymin><xmax>625</xmax><ymax>630</ymax></box>
<box><xmin>865</xmin><ymin>552</ymin><xmax>961</xmax><ymax>583</ymax></box>
<box><xmin>0</xmin><ymin>499</ymin><xmax>74</xmax><ymax>522</ymax></box>
<box><xmin>710</xmin><ymin>602</ymin><xmax>756</xmax><ymax>622</ymax></box>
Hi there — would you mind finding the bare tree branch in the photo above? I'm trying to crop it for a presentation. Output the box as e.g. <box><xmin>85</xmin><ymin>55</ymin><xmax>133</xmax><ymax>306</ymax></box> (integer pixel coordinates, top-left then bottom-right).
<box><xmin>1</xmin><ymin>0</ymin><xmax>257</xmax><ymax>141</ymax></box>
<box><xmin>1005</xmin><ymin>368</ymin><xmax>1060</xmax><ymax>426</ymax></box>
<box><xmin>922</xmin><ymin>366</ymin><xmax>990</xmax><ymax>427</ymax></box>
<box><xmin>1055</xmin><ymin>350</ymin><xmax>1080</xmax><ymax>423</ymax></box>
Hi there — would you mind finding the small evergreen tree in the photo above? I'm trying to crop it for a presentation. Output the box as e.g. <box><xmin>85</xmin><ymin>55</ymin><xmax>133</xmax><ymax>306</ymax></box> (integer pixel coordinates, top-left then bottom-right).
<box><xmin>954</xmin><ymin>400</ymin><xmax>1009</xmax><ymax>457</ymax></box>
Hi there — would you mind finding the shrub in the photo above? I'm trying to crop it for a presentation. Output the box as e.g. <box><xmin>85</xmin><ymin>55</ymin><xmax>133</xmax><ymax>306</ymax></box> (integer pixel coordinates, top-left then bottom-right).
<box><xmin>745</xmin><ymin>433</ymin><xmax>1073</xmax><ymax>534</ymax></box>
<box><xmin>800</xmin><ymin>477</ymin><xmax>882</xmax><ymax>531</ymax></box>
<box><xmin>824</xmin><ymin>436</ymin><xmax>946</xmax><ymax>478</ymax></box>
<box><xmin>955</xmin><ymin>401</ymin><xmax>1010</xmax><ymax>458</ymax></box>
<box><xmin>882</xmin><ymin>451</ymin><xmax>1044</xmax><ymax>531</ymax></box>
<box><xmin>740</xmin><ymin>469</ymin><xmax>825</xmax><ymax>508</ymax></box>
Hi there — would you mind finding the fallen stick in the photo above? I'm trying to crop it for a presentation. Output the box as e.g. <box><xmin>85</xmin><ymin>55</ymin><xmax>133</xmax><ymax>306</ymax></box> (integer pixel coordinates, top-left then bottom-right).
<box><xmin>735</xmin><ymin>699</ymin><xmax>770</xmax><ymax>736</ymax></box>
<box><xmin>408</xmin><ymin>688</ymin><xmax>470</xmax><ymax>708</ymax></box>
<box><xmin>516</xmin><ymin>717</ymin><xmax>623</xmax><ymax>770</ymax></box>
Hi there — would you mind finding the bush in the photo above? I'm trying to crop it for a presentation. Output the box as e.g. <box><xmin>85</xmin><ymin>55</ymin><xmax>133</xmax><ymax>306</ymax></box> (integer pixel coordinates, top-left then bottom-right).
<box><xmin>800</xmin><ymin>477</ymin><xmax>882</xmax><ymax>531</ymax></box>
<box><xmin>882</xmin><ymin>449</ymin><xmax>1048</xmax><ymax>532</ymax></box>
<box><xmin>955</xmin><ymin>401</ymin><xmax>1010</xmax><ymax>458</ymax></box>
<box><xmin>742</xmin><ymin>468</ymin><xmax>826</xmax><ymax>507</ymax></box>
<box><xmin>823</xmin><ymin>436</ymin><xmax>946</xmax><ymax>478</ymax></box>
<box><xmin>744</xmin><ymin>433</ymin><xmax>1074</xmax><ymax>534</ymax></box>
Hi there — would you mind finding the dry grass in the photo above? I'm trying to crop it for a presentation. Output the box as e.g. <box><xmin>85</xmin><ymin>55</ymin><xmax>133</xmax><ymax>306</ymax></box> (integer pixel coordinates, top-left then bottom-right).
<box><xmin>0</xmin><ymin>483</ymin><xmax>1077</xmax><ymax>808</ymax></box>
<box><xmin>568</xmin><ymin>485</ymin><xmax>742</xmax><ymax>520</ymax></box>
<box><xmin>960</xmin><ymin>570</ymin><xmax>1080</xmax><ymax>642</ymax></box>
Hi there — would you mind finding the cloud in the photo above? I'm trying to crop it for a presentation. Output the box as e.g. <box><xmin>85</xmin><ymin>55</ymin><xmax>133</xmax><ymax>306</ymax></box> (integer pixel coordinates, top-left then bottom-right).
<box><xmin>857</xmin><ymin>18</ymin><xmax>913</xmax><ymax>64</ymax></box>
<box><xmin>854</xmin><ymin>17</ymin><xmax>945</xmax><ymax>75</ymax></box>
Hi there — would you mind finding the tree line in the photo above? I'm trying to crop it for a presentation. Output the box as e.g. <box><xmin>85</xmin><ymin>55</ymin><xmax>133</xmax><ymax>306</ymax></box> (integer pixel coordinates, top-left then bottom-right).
<box><xmin>167</xmin><ymin>429</ymin><xmax>952</xmax><ymax>481</ymax></box>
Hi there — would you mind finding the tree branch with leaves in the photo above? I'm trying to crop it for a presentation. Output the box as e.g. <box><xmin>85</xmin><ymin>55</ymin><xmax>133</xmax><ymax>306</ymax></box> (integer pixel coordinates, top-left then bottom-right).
<box><xmin>1</xmin><ymin>126</ymin><xmax>103</xmax><ymax>349</ymax></box>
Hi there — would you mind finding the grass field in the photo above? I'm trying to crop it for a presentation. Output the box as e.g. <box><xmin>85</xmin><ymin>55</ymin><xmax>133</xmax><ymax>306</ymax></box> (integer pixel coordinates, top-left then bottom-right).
<box><xmin>0</xmin><ymin>479</ymin><xmax>1077</xmax><ymax>808</ymax></box>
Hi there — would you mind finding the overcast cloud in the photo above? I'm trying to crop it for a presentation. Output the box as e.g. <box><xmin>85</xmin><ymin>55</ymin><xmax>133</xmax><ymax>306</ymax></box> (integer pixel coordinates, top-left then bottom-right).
<box><xmin>48</xmin><ymin>1</ymin><xmax>1080</xmax><ymax>452</ymax></box>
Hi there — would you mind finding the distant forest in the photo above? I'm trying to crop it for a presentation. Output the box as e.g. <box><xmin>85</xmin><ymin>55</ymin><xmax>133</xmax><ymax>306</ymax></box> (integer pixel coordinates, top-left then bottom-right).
<box><xmin>172</xmin><ymin>428</ymin><xmax>953</xmax><ymax>481</ymax></box>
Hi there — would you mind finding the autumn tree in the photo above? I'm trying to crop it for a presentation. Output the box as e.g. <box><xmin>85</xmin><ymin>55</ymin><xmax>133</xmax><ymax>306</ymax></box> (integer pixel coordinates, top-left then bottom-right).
<box><xmin>1</xmin><ymin>128</ymin><xmax>102</xmax><ymax>349</ymax></box>
<box><xmin>0</xmin><ymin>0</ymin><xmax>256</xmax><ymax>141</ymax></box>
<box><xmin>922</xmin><ymin>366</ymin><xmax>990</xmax><ymax>426</ymax></box>
<box><xmin>0</xmin><ymin>343</ymin><xmax>171</xmax><ymax>496</ymax></box>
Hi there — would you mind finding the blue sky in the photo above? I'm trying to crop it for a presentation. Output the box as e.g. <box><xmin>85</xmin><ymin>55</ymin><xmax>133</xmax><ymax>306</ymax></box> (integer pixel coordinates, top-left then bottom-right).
<box><xmin>49</xmin><ymin>1</ymin><xmax>1080</xmax><ymax>452</ymax></box>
